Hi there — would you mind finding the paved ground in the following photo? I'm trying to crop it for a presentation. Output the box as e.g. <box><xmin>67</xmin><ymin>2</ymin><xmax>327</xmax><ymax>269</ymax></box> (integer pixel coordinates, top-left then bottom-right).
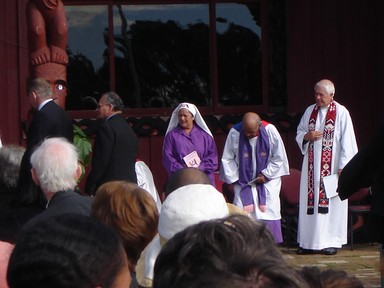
<box><xmin>281</xmin><ymin>243</ymin><xmax>382</xmax><ymax>287</ymax></box>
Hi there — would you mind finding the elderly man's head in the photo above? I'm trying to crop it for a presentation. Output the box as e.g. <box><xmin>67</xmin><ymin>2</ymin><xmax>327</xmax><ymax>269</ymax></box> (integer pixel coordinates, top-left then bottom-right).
<box><xmin>30</xmin><ymin>137</ymin><xmax>81</xmax><ymax>194</ymax></box>
<box><xmin>97</xmin><ymin>92</ymin><xmax>124</xmax><ymax>119</ymax></box>
<box><xmin>27</xmin><ymin>78</ymin><xmax>53</xmax><ymax>109</ymax></box>
<box><xmin>314</xmin><ymin>79</ymin><xmax>335</xmax><ymax>108</ymax></box>
<box><xmin>242</xmin><ymin>112</ymin><xmax>262</xmax><ymax>139</ymax></box>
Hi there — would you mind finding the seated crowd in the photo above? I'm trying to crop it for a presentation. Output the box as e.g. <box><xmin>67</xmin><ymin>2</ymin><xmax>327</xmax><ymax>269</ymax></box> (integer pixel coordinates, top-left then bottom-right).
<box><xmin>0</xmin><ymin>137</ymin><xmax>364</xmax><ymax>288</ymax></box>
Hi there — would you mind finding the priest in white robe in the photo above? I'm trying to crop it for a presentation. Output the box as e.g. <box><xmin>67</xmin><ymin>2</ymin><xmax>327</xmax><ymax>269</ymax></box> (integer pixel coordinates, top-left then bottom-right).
<box><xmin>296</xmin><ymin>79</ymin><xmax>358</xmax><ymax>255</ymax></box>
<box><xmin>220</xmin><ymin>112</ymin><xmax>289</xmax><ymax>243</ymax></box>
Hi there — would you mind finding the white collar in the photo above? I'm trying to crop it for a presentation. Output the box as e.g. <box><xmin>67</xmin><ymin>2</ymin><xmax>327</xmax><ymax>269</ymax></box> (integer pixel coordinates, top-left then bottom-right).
<box><xmin>38</xmin><ymin>99</ymin><xmax>53</xmax><ymax>111</ymax></box>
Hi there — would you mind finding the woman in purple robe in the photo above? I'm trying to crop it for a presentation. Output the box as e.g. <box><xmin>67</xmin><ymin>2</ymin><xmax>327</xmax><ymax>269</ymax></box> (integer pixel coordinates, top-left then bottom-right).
<box><xmin>162</xmin><ymin>103</ymin><xmax>218</xmax><ymax>186</ymax></box>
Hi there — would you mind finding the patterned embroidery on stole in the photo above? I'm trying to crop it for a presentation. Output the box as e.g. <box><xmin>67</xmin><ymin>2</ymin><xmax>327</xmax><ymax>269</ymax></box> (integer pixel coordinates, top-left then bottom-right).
<box><xmin>307</xmin><ymin>101</ymin><xmax>336</xmax><ymax>214</ymax></box>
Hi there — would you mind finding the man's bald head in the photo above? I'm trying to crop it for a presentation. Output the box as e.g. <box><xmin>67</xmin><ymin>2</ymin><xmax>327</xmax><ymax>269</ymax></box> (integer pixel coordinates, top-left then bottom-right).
<box><xmin>242</xmin><ymin>112</ymin><xmax>261</xmax><ymax>139</ymax></box>
<box><xmin>165</xmin><ymin>168</ymin><xmax>211</xmax><ymax>198</ymax></box>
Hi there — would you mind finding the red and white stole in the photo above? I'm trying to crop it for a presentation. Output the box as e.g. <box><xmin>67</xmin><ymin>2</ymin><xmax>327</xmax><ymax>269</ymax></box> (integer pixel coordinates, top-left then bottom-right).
<box><xmin>307</xmin><ymin>101</ymin><xmax>336</xmax><ymax>214</ymax></box>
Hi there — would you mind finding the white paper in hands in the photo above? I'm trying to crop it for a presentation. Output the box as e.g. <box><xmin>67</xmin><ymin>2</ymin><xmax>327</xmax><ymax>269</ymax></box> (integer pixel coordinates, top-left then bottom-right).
<box><xmin>322</xmin><ymin>173</ymin><xmax>339</xmax><ymax>198</ymax></box>
<box><xmin>183</xmin><ymin>151</ymin><xmax>201</xmax><ymax>168</ymax></box>
<box><xmin>247</xmin><ymin>174</ymin><xmax>264</xmax><ymax>185</ymax></box>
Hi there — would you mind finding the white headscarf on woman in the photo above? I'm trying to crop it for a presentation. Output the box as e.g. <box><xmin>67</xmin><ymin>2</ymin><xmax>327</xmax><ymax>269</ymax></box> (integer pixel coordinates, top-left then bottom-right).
<box><xmin>135</xmin><ymin>184</ymin><xmax>229</xmax><ymax>287</ymax></box>
<box><xmin>165</xmin><ymin>102</ymin><xmax>213</xmax><ymax>137</ymax></box>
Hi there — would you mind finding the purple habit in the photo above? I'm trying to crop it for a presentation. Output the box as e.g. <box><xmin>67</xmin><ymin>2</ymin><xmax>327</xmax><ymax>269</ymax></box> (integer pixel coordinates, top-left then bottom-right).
<box><xmin>263</xmin><ymin>219</ymin><xmax>283</xmax><ymax>244</ymax></box>
<box><xmin>162</xmin><ymin>125</ymin><xmax>218</xmax><ymax>186</ymax></box>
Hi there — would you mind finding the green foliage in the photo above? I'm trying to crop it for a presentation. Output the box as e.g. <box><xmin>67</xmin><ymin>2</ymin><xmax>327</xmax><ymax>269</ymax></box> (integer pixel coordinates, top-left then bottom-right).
<box><xmin>73</xmin><ymin>125</ymin><xmax>92</xmax><ymax>167</ymax></box>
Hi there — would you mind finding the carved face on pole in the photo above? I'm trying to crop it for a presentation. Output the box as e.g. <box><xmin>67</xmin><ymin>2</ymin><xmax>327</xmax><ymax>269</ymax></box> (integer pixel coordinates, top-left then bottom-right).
<box><xmin>27</xmin><ymin>0</ymin><xmax>69</xmax><ymax>109</ymax></box>
<box><xmin>33</xmin><ymin>63</ymin><xmax>67</xmax><ymax>108</ymax></box>
<box><xmin>51</xmin><ymin>79</ymin><xmax>68</xmax><ymax>107</ymax></box>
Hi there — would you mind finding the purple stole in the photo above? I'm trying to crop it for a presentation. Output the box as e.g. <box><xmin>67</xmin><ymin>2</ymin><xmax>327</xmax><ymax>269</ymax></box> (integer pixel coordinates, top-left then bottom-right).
<box><xmin>235</xmin><ymin>121</ymin><xmax>270</xmax><ymax>213</ymax></box>
<box><xmin>307</xmin><ymin>101</ymin><xmax>336</xmax><ymax>214</ymax></box>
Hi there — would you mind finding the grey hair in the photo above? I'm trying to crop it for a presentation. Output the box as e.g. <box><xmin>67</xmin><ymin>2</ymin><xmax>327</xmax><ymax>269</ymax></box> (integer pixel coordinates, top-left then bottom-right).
<box><xmin>103</xmin><ymin>91</ymin><xmax>125</xmax><ymax>111</ymax></box>
<box><xmin>0</xmin><ymin>145</ymin><xmax>26</xmax><ymax>188</ymax></box>
<box><xmin>30</xmin><ymin>137</ymin><xmax>79</xmax><ymax>193</ymax></box>
<box><xmin>315</xmin><ymin>79</ymin><xmax>335</xmax><ymax>96</ymax></box>
<box><xmin>27</xmin><ymin>78</ymin><xmax>53</xmax><ymax>100</ymax></box>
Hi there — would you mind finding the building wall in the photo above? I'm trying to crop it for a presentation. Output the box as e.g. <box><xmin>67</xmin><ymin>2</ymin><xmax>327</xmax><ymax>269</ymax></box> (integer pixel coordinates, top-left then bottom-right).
<box><xmin>0</xmin><ymin>1</ymin><xmax>23</xmax><ymax>145</ymax></box>
<box><xmin>287</xmin><ymin>0</ymin><xmax>384</xmax><ymax>147</ymax></box>
<box><xmin>1</xmin><ymin>0</ymin><xmax>384</xmax><ymax>193</ymax></box>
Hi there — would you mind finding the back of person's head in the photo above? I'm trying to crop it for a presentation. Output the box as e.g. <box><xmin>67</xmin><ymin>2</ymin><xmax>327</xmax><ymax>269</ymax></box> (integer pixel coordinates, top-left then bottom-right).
<box><xmin>164</xmin><ymin>167</ymin><xmax>245</xmax><ymax>216</ymax></box>
<box><xmin>299</xmin><ymin>266</ymin><xmax>363</xmax><ymax>288</ymax></box>
<box><xmin>103</xmin><ymin>91</ymin><xmax>125</xmax><ymax>111</ymax></box>
<box><xmin>27</xmin><ymin>78</ymin><xmax>52</xmax><ymax>100</ymax></box>
<box><xmin>154</xmin><ymin>214</ymin><xmax>306</xmax><ymax>288</ymax></box>
<box><xmin>159</xmin><ymin>184</ymin><xmax>229</xmax><ymax>241</ymax></box>
<box><xmin>30</xmin><ymin>137</ymin><xmax>80</xmax><ymax>193</ymax></box>
<box><xmin>7</xmin><ymin>214</ymin><xmax>131</xmax><ymax>288</ymax></box>
<box><xmin>0</xmin><ymin>145</ymin><xmax>25</xmax><ymax>188</ymax></box>
<box><xmin>164</xmin><ymin>167</ymin><xmax>211</xmax><ymax>197</ymax></box>
<box><xmin>135</xmin><ymin>183</ymin><xmax>229</xmax><ymax>287</ymax></box>
<box><xmin>92</xmin><ymin>181</ymin><xmax>159</xmax><ymax>268</ymax></box>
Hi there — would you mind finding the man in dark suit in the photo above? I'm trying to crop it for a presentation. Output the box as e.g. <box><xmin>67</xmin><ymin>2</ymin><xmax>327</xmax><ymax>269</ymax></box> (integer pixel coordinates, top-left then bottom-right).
<box><xmin>24</xmin><ymin>137</ymin><xmax>92</xmax><ymax>228</ymax></box>
<box><xmin>17</xmin><ymin>77</ymin><xmax>73</xmax><ymax>208</ymax></box>
<box><xmin>338</xmin><ymin>125</ymin><xmax>384</xmax><ymax>245</ymax></box>
<box><xmin>338</xmin><ymin>124</ymin><xmax>384</xmax><ymax>285</ymax></box>
<box><xmin>85</xmin><ymin>91</ymin><xmax>138</xmax><ymax>196</ymax></box>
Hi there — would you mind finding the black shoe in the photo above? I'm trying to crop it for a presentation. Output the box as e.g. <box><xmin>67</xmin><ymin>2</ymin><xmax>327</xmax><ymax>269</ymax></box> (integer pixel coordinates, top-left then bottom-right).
<box><xmin>322</xmin><ymin>247</ymin><xmax>337</xmax><ymax>255</ymax></box>
<box><xmin>296</xmin><ymin>247</ymin><xmax>315</xmax><ymax>255</ymax></box>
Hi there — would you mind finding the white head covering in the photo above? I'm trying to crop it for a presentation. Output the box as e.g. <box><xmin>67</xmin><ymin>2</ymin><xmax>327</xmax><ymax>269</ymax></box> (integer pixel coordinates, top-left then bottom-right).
<box><xmin>158</xmin><ymin>183</ymin><xmax>229</xmax><ymax>239</ymax></box>
<box><xmin>136</xmin><ymin>184</ymin><xmax>229</xmax><ymax>285</ymax></box>
<box><xmin>165</xmin><ymin>102</ymin><xmax>213</xmax><ymax>137</ymax></box>
<box><xmin>135</xmin><ymin>160</ymin><xmax>162</xmax><ymax>213</ymax></box>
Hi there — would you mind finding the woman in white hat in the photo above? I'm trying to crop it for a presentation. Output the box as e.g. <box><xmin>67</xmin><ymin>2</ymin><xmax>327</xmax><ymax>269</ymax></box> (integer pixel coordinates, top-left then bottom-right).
<box><xmin>162</xmin><ymin>103</ymin><xmax>218</xmax><ymax>186</ymax></box>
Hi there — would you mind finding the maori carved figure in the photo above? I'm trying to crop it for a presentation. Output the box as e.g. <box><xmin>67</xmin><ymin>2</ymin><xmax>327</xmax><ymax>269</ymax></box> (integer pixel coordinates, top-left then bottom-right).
<box><xmin>27</xmin><ymin>0</ymin><xmax>68</xmax><ymax>108</ymax></box>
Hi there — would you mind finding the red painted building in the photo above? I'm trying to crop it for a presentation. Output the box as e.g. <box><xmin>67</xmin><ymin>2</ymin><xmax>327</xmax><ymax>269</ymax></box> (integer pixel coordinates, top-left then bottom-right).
<box><xmin>1</xmin><ymin>0</ymin><xmax>384</xmax><ymax>192</ymax></box>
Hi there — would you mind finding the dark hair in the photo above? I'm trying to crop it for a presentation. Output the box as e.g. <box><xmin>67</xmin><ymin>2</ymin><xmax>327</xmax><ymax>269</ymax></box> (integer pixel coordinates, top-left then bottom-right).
<box><xmin>299</xmin><ymin>266</ymin><xmax>363</xmax><ymax>288</ymax></box>
<box><xmin>103</xmin><ymin>91</ymin><xmax>125</xmax><ymax>111</ymax></box>
<box><xmin>164</xmin><ymin>167</ymin><xmax>211</xmax><ymax>197</ymax></box>
<box><xmin>7</xmin><ymin>214</ymin><xmax>128</xmax><ymax>288</ymax></box>
<box><xmin>153</xmin><ymin>214</ymin><xmax>307</xmax><ymax>288</ymax></box>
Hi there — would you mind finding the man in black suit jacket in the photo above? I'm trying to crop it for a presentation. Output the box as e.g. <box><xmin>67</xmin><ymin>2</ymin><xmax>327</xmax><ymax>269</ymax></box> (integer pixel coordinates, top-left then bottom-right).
<box><xmin>17</xmin><ymin>78</ymin><xmax>73</xmax><ymax>208</ymax></box>
<box><xmin>24</xmin><ymin>137</ymin><xmax>92</xmax><ymax>230</ymax></box>
<box><xmin>338</xmin><ymin>125</ymin><xmax>384</xmax><ymax>245</ymax></box>
<box><xmin>338</xmin><ymin>124</ymin><xmax>384</xmax><ymax>285</ymax></box>
<box><xmin>85</xmin><ymin>92</ymin><xmax>138</xmax><ymax>196</ymax></box>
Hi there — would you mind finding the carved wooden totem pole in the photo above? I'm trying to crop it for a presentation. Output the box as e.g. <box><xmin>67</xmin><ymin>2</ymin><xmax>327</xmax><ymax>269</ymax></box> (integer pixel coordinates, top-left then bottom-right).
<box><xmin>27</xmin><ymin>0</ymin><xmax>68</xmax><ymax>108</ymax></box>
